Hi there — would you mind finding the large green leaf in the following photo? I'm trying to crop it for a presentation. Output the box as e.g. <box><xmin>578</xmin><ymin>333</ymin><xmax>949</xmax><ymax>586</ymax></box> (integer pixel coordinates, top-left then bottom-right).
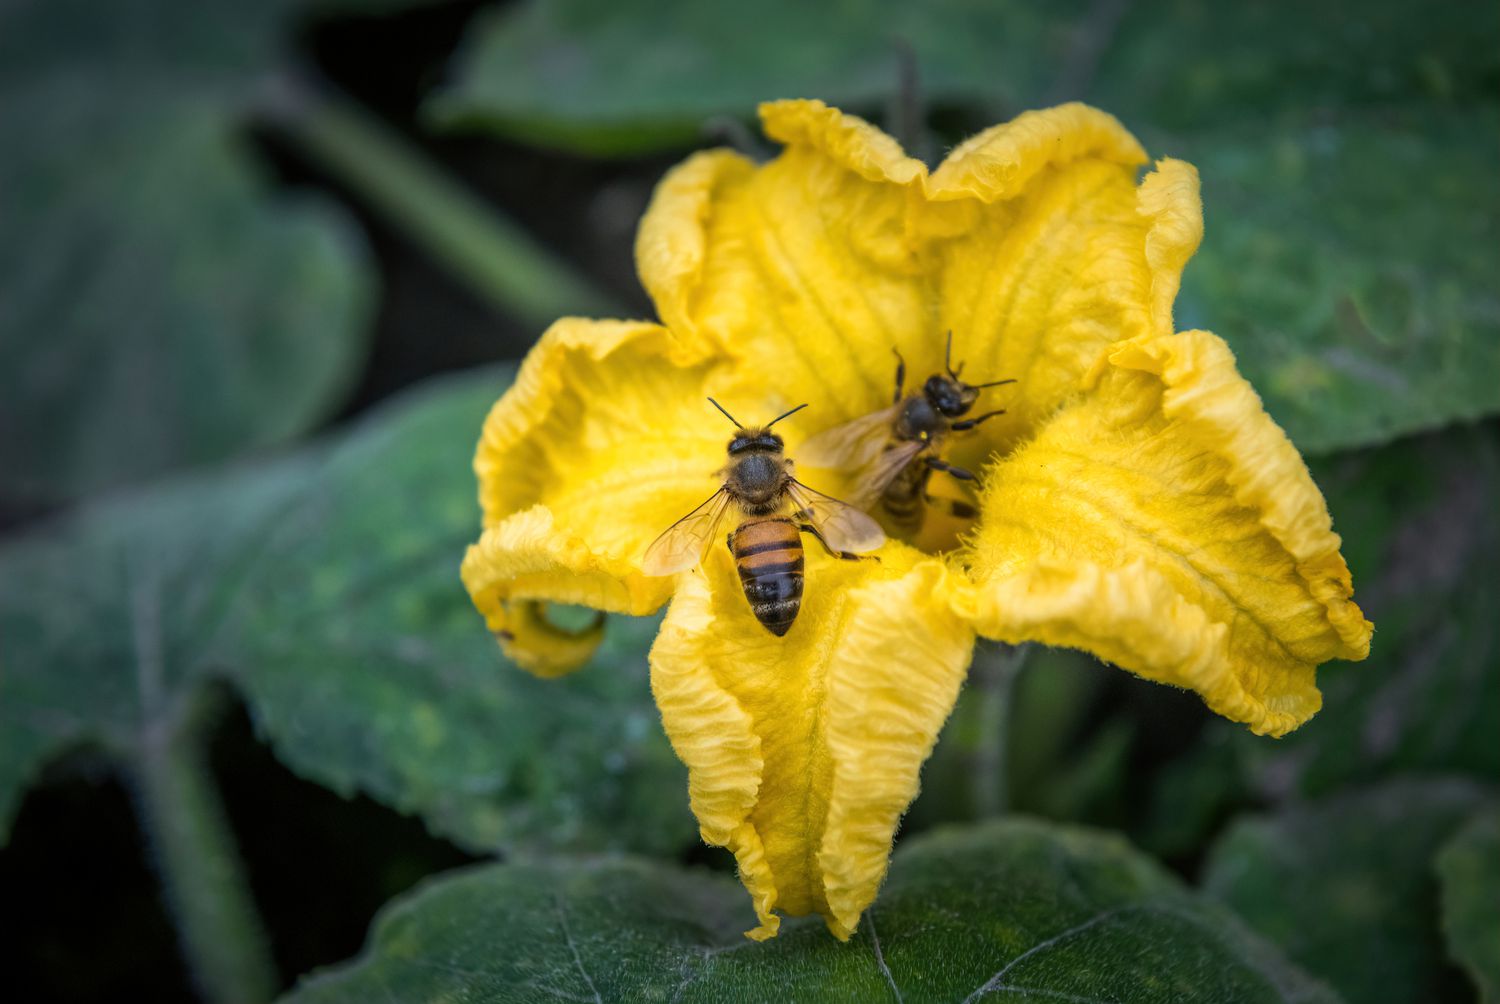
<box><xmin>0</xmin><ymin>367</ymin><xmax>692</xmax><ymax>855</ymax></box>
<box><xmin>0</xmin><ymin>0</ymin><xmax>373</xmax><ymax>501</ymax></box>
<box><xmin>430</xmin><ymin>0</ymin><xmax>1080</xmax><ymax>155</ymax></box>
<box><xmin>1258</xmin><ymin>426</ymin><xmax>1500</xmax><ymax>794</ymax></box>
<box><xmin>1436</xmin><ymin>808</ymin><xmax>1500</xmax><ymax>1004</ymax></box>
<box><xmin>1095</xmin><ymin>3</ymin><xmax>1500</xmax><ymax>452</ymax></box>
<box><xmin>284</xmin><ymin>818</ymin><xmax>1337</xmax><ymax>1003</ymax></box>
<box><xmin>432</xmin><ymin>0</ymin><xmax>1500</xmax><ymax>452</ymax></box>
<box><xmin>1204</xmin><ymin>778</ymin><xmax>1490</xmax><ymax>1004</ymax></box>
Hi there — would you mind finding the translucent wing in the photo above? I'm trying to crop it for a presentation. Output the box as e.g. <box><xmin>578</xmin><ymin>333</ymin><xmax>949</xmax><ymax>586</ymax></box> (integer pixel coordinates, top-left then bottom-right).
<box><xmin>786</xmin><ymin>481</ymin><xmax>886</xmax><ymax>554</ymax></box>
<box><xmin>642</xmin><ymin>488</ymin><xmax>733</xmax><ymax>576</ymax></box>
<box><xmin>846</xmin><ymin>439</ymin><xmax>927</xmax><ymax>510</ymax></box>
<box><xmin>796</xmin><ymin>404</ymin><xmax>901</xmax><ymax>469</ymax></box>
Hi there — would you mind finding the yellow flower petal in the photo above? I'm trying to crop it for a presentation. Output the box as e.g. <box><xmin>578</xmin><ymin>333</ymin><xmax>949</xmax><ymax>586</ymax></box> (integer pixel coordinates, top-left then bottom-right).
<box><xmin>960</xmin><ymin>330</ymin><xmax>1371</xmax><ymax>737</ymax></box>
<box><xmin>476</xmin><ymin>599</ymin><xmax>605</xmax><ymax>680</ymax></box>
<box><xmin>926</xmin><ymin>102</ymin><xmax>1146</xmax><ymax>202</ymax></box>
<box><xmin>636</xmin><ymin>101</ymin><xmax>1205</xmax><ymax>477</ymax></box>
<box><xmin>635</xmin><ymin>99</ymin><xmax>932</xmax><ymax>424</ymax></box>
<box><xmin>650</xmin><ymin>546</ymin><xmax>973</xmax><ymax>939</ymax></box>
<box><xmin>461</xmin><ymin>317</ymin><xmax>735</xmax><ymax>674</ymax></box>
<box><xmin>929</xmin><ymin>110</ymin><xmax>1202</xmax><ymax>458</ymax></box>
<box><xmin>633</xmin><ymin>147</ymin><xmax>756</xmax><ymax>351</ymax></box>
<box><xmin>759</xmin><ymin>99</ymin><xmax>927</xmax><ymax>187</ymax></box>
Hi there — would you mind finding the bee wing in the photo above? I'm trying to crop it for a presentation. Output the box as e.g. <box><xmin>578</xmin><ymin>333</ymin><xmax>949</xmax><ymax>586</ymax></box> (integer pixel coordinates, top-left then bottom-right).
<box><xmin>796</xmin><ymin>404</ymin><xmax>902</xmax><ymax>469</ymax></box>
<box><xmin>786</xmin><ymin>481</ymin><xmax>887</xmax><ymax>554</ymax></box>
<box><xmin>642</xmin><ymin>488</ymin><xmax>734</xmax><ymax>576</ymax></box>
<box><xmin>847</xmin><ymin>439</ymin><xmax>927</xmax><ymax>510</ymax></box>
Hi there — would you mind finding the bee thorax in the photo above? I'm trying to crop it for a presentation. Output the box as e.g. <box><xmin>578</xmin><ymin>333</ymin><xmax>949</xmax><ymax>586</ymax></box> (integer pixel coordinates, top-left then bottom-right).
<box><xmin>896</xmin><ymin>395</ymin><xmax>944</xmax><ymax>440</ymax></box>
<box><xmin>727</xmin><ymin>453</ymin><xmax>787</xmax><ymax>509</ymax></box>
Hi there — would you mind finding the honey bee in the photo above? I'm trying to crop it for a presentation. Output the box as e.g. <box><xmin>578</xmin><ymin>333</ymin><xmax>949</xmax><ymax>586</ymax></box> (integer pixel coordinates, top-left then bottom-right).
<box><xmin>643</xmin><ymin>399</ymin><xmax>885</xmax><ymax>636</ymax></box>
<box><xmin>799</xmin><ymin>333</ymin><xmax>1015</xmax><ymax>535</ymax></box>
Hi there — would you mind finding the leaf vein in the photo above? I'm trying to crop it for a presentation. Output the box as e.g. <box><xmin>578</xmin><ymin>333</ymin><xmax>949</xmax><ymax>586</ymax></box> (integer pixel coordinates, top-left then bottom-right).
<box><xmin>554</xmin><ymin>893</ymin><xmax>603</xmax><ymax>1004</ymax></box>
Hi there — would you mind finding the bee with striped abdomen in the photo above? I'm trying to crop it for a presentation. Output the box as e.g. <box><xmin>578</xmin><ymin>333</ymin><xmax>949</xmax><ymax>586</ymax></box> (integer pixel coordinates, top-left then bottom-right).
<box><xmin>799</xmin><ymin>333</ymin><xmax>1015</xmax><ymax>536</ymax></box>
<box><xmin>643</xmin><ymin>399</ymin><xmax>885</xmax><ymax>636</ymax></box>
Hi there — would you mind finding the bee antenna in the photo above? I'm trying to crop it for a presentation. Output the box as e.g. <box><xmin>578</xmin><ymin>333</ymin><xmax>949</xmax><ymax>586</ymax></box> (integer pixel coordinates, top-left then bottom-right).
<box><xmin>706</xmin><ymin>397</ymin><xmax>742</xmax><ymax>427</ymax></box>
<box><xmin>944</xmin><ymin>330</ymin><xmax>956</xmax><ymax>379</ymax></box>
<box><xmin>765</xmin><ymin>402</ymin><xmax>809</xmax><ymax>428</ymax></box>
<box><xmin>971</xmin><ymin>378</ymin><xmax>1018</xmax><ymax>390</ymax></box>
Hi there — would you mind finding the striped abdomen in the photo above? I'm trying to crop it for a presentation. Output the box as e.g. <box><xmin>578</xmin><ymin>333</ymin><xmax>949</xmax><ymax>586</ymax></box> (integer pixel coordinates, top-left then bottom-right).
<box><xmin>730</xmin><ymin>516</ymin><xmax>804</xmax><ymax>636</ymax></box>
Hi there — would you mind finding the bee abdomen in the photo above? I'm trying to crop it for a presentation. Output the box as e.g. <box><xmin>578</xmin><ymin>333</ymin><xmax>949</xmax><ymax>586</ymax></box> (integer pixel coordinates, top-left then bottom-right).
<box><xmin>881</xmin><ymin>461</ymin><xmax>928</xmax><ymax>534</ymax></box>
<box><xmin>731</xmin><ymin>518</ymin><xmax>804</xmax><ymax>636</ymax></box>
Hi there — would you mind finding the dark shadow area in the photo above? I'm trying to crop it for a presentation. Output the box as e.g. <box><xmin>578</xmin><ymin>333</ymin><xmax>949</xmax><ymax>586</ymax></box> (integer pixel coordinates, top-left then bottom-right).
<box><xmin>212</xmin><ymin>698</ymin><xmax>483</xmax><ymax>991</ymax></box>
<box><xmin>0</xmin><ymin>696</ymin><xmax>480</xmax><ymax>1002</ymax></box>
<box><xmin>0</xmin><ymin>757</ymin><xmax>195</xmax><ymax>1004</ymax></box>
<box><xmin>248</xmin><ymin>0</ymin><xmax>674</xmax><ymax>421</ymax></box>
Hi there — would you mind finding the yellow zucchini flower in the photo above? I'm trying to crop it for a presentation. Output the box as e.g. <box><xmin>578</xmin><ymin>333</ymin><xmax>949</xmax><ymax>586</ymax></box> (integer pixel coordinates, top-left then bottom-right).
<box><xmin>460</xmin><ymin>100</ymin><xmax>1372</xmax><ymax>941</ymax></box>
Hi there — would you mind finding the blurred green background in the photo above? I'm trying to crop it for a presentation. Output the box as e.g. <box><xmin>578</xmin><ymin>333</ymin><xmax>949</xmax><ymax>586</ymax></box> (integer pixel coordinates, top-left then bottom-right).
<box><xmin>1</xmin><ymin>1</ymin><xmax>1496</xmax><ymax>1002</ymax></box>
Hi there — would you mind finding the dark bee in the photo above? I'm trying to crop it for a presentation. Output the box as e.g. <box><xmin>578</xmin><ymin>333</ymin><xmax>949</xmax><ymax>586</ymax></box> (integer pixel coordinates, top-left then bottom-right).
<box><xmin>799</xmin><ymin>333</ymin><xmax>1015</xmax><ymax>535</ymax></box>
<box><xmin>643</xmin><ymin>399</ymin><xmax>885</xmax><ymax>636</ymax></box>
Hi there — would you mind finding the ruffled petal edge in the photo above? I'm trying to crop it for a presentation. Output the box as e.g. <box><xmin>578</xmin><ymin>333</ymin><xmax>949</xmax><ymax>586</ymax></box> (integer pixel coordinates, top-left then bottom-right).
<box><xmin>758</xmin><ymin>98</ymin><xmax>928</xmax><ymax>187</ymax></box>
<box><xmin>926</xmin><ymin>102</ymin><xmax>1147</xmax><ymax>203</ymax></box>
<box><xmin>1095</xmin><ymin>330</ymin><xmax>1372</xmax><ymax>660</ymax></box>
<box><xmin>955</xmin><ymin>329</ymin><xmax>1372</xmax><ymax>737</ymax></box>
<box><xmin>461</xmin><ymin>505</ymin><xmax>673</xmax><ymax>676</ymax></box>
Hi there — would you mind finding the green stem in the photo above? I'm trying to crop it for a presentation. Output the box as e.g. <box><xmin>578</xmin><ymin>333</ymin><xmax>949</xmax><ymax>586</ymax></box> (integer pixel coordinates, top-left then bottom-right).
<box><xmin>972</xmin><ymin>642</ymin><xmax>1031</xmax><ymax>818</ymax></box>
<box><xmin>262</xmin><ymin>76</ymin><xmax>623</xmax><ymax>327</ymax></box>
<box><xmin>886</xmin><ymin>38</ymin><xmax>935</xmax><ymax>166</ymax></box>
<box><xmin>132</xmin><ymin>689</ymin><xmax>277</xmax><ymax>1004</ymax></box>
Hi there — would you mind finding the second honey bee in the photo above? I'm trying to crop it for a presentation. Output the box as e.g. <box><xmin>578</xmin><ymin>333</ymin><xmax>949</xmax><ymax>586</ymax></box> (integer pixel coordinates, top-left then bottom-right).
<box><xmin>799</xmin><ymin>333</ymin><xmax>1015</xmax><ymax>535</ymax></box>
<box><xmin>643</xmin><ymin>399</ymin><xmax>885</xmax><ymax>636</ymax></box>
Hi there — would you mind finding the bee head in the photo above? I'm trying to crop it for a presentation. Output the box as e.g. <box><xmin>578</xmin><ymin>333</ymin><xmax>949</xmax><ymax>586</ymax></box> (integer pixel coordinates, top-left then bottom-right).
<box><xmin>727</xmin><ymin>429</ymin><xmax>784</xmax><ymax>455</ymax></box>
<box><xmin>925</xmin><ymin>332</ymin><xmax>1017</xmax><ymax>418</ymax></box>
<box><xmin>923</xmin><ymin>374</ymin><xmax>979</xmax><ymax>417</ymax></box>
<box><xmin>709</xmin><ymin>398</ymin><xmax>805</xmax><ymax>455</ymax></box>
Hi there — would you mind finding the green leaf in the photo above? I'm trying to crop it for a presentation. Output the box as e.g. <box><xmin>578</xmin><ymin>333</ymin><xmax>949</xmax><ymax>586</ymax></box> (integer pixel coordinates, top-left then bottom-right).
<box><xmin>1436</xmin><ymin>808</ymin><xmax>1500</xmax><ymax>1003</ymax></box>
<box><xmin>1262</xmin><ymin>428</ymin><xmax>1495</xmax><ymax>790</ymax></box>
<box><xmin>429</xmin><ymin>0</ymin><xmax>1075</xmax><ymax>155</ymax></box>
<box><xmin>433</xmin><ymin>0</ymin><xmax>1500</xmax><ymax>452</ymax></box>
<box><xmin>284</xmin><ymin>818</ymin><xmax>1338</xmax><ymax>1003</ymax></box>
<box><xmin>0</xmin><ymin>0</ymin><xmax>373</xmax><ymax>501</ymax></box>
<box><xmin>0</xmin><ymin>367</ymin><xmax>692</xmax><ymax>855</ymax></box>
<box><xmin>1094</xmin><ymin>1</ymin><xmax>1500</xmax><ymax>452</ymax></box>
<box><xmin>1165</xmin><ymin>108</ymin><xmax>1500</xmax><ymax>452</ymax></box>
<box><xmin>1204</xmin><ymin>778</ymin><xmax>1490</xmax><ymax>1004</ymax></box>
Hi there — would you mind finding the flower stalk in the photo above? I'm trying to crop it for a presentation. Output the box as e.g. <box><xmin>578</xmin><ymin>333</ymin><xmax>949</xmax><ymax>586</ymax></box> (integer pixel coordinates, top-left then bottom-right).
<box><xmin>971</xmin><ymin>642</ymin><xmax>1032</xmax><ymax>818</ymax></box>
<box><xmin>131</xmin><ymin>687</ymin><xmax>277</xmax><ymax>1004</ymax></box>
<box><xmin>261</xmin><ymin>75</ymin><xmax>622</xmax><ymax>326</ymax></box>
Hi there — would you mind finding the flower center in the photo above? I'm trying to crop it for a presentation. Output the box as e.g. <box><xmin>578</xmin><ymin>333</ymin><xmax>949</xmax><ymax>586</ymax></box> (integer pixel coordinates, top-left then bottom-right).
<box><xmin>796</xmin><ymin>354</ymin><xmax>1015</xmax><ymax>560</ymax></box>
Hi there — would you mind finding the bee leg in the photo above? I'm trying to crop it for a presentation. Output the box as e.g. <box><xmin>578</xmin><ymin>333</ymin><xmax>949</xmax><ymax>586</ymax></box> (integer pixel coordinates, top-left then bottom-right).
<box><xmin>950</xmin><ymin>409</ymin><xmax>1006</xmax><ymax>432</ymax></box>
<box><xmin>923</xmin><ymin>493</ymin><xmax>978</xmax><ymax>521</ymax></box>
<box><xmin>892</xmin><ymin>348</ymin><xmax>906</xmax><ymax>404</ymax></box>
<box><xmin>796</xmin><ymin>518</ymin><xmax>875</xmax><ymax>562</ymax></box>
<box><xmin>925</xmin><ymin>456</ymin><xmax>977</xmax><ymax>482</ymax></box>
